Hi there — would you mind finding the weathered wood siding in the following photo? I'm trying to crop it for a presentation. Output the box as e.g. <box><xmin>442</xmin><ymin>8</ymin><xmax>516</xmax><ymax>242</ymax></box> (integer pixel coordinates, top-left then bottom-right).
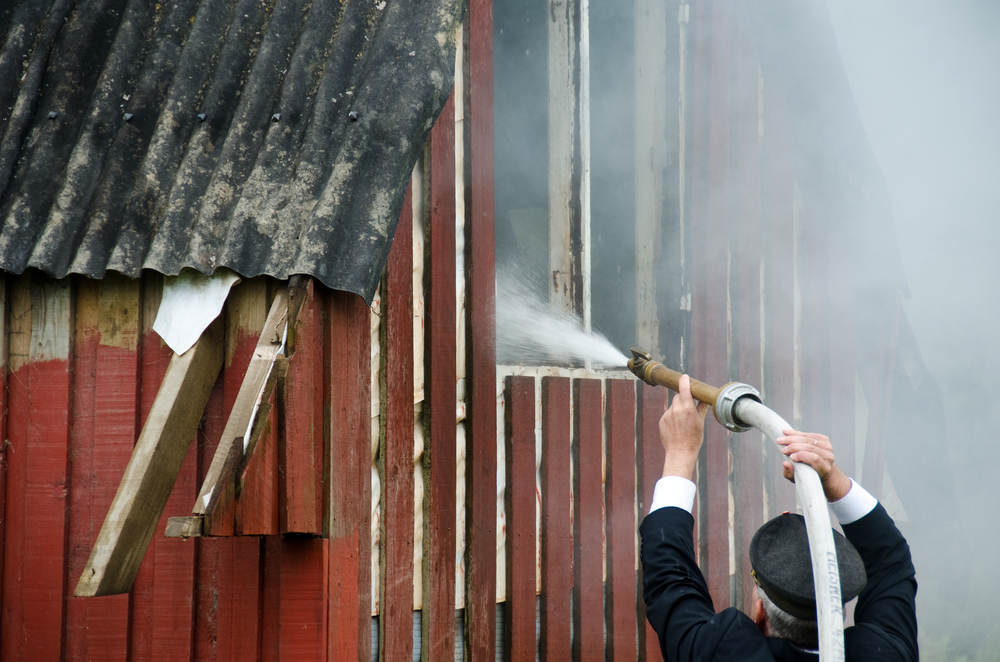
<box><xmin>0</xmin><ymin>2</ymin><xmax>894</xmax><ymax>660</ymax></box>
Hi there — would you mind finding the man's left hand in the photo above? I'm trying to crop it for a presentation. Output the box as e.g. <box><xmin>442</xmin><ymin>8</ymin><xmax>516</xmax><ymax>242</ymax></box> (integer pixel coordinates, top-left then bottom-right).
<box><xmin>777</xmin><ymin>430</ymin><xmax>852</xmax><ymax>502</ymax></box>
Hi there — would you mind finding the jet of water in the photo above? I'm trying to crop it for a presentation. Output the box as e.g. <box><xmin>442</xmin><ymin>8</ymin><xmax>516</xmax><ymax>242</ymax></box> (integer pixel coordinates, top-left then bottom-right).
<box><xmin>496</xmin><ymin>272</ymin><xmax>628</xmax><ymax>367</ymax></box>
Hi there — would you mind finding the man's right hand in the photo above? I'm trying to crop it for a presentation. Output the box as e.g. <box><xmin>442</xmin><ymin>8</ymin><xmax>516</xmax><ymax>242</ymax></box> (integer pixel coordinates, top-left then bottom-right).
<box><xmin>658</xmin><ymin>374</ymin><xmax>709</xmax><ymax>481</ymax></box>
<box><xmin>777</xmin><ymin>430</ymin><xmax>853</xmax><ymax>502</ymax></box>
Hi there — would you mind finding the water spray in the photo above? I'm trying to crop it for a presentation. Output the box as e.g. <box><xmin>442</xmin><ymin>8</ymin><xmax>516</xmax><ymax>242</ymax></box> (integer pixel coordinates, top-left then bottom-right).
<box><xmin>628</xmin><ymin>348</ymin><xmax>847</xmax><ymax>662</ymax></box>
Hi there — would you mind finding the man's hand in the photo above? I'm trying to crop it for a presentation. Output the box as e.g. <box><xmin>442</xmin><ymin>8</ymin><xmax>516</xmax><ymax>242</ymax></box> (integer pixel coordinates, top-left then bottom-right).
<box><xmin>659</xmin><ymin>374</ymin><xmax>710</xmax><ymax>481</ymax></box>
<box><xmin>777</xmin><ymin>430</ymin><xmax>853</xmax><ymax>502</ymax></box>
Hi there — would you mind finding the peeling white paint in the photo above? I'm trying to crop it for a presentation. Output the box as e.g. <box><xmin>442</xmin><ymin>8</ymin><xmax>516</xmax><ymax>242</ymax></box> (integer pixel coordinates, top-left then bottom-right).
<box><xmin>496</xmin><ymin>377</ymin><xmax>507</xmax><ymax>603</ymax></box>
<box><xmin>413</xmin><ymin>402</ymin><xmax>425</xmax><ymax>610</ymax></box>
<box><xmin>548</xmin><ymin>0</ymin><xmax>576</xmax><ymax>317</ymax></box>
<box><xmin>29</xmin><ymin>277</ymin><xmax>72</xmax><ymax>363</ymax></box>
<box><xmin>412</xmin><ymin>159</ymin><xmax>426</xmax><ymax>610</ymax></box>
<box><xmin>454</xmin><ymin>24</ymin><xmax>468</xmax><ymax>610</ymax></box>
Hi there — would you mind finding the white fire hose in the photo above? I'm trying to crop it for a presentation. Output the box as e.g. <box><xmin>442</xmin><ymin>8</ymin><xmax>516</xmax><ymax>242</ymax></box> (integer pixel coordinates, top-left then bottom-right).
<box><xmin>735</xmin><ymin>398</ymin><xmax>845</xmax><ymax>662</ymax></box>
<box><xmin>628</xmin><ymin>349</ymin><xmax>845</xmax><ymax>662</ymax></box>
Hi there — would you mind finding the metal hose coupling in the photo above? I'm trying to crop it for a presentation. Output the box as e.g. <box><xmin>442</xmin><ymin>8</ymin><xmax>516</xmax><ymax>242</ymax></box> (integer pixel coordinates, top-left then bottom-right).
<box><xmin>627</xmin><ymin>347</ymin><xmax>762</xmax><ymax>432</ymax></box>
<box><xmin>713</xmin><ymin>382</ymin><xmax>762</xmax><ymax>432</ymax></box>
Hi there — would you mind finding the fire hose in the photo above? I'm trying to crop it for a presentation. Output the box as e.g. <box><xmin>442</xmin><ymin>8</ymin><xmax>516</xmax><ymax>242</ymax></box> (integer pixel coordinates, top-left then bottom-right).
<box><xmin>628</xmin><ymin>348</ymin><xmax>846</xmax><ymax>662</ymax></box>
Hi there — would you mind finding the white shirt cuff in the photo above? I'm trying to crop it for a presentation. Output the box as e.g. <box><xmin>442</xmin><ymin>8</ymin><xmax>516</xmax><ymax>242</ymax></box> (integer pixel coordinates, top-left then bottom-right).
<box><xmin>649</xmin><ymin>476</ymin><xmax>697</xmax><ymax>515</ymax></box>
<box><xmin>828</xmin><ymin>479</ymin><xmax>878</xmax><ymax>525</ymax></box>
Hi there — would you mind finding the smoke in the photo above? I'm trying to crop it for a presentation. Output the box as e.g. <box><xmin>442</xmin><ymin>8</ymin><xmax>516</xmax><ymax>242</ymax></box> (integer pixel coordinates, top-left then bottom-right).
<box><xmin>496</xmin><ymin>266</ymin><xmax>628</xmax><ymax>367</ymax></box>
<box><xmin>828</xmin><ymin>1</ymin><xmax>1000</xmax><ymax>657</ymax></box>
<box><xmin>492</xmin><ymin>0</ymin><xmax>998</xmax><ymax>657</ymax></box>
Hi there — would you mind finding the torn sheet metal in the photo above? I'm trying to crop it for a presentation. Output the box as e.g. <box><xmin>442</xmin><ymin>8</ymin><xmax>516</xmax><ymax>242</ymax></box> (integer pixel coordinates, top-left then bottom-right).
<box><xmin>153</xmin><ymin>268</ymin><xmax>240</xmax><ymax>355</ymax></box>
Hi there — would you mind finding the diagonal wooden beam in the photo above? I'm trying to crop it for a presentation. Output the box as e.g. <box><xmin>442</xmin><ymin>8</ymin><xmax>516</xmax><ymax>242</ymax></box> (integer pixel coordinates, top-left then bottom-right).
<box><xmin>74</xmin><ymin>321</ymin><xmax>224</xmax><ymax>597</ymax></box>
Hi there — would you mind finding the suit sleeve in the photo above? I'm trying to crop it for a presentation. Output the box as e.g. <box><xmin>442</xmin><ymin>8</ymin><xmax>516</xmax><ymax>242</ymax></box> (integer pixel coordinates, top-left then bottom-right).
<box><xmin>842</xmin><ymin>503</ymin><xmax>918</xmax><ymax>661</ymax></box>
<box><xmin>640</xmin><ymin>507</ymin><xmax>775</xmax><ymax>661</ymax></box>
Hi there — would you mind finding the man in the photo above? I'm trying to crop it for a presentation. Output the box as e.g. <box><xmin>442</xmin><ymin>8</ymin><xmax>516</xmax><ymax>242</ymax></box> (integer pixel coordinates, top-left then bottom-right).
<box><xmin>640</xmin><ymin>375</ymin><xmax>918</xmax><ymax>661</ymax></box>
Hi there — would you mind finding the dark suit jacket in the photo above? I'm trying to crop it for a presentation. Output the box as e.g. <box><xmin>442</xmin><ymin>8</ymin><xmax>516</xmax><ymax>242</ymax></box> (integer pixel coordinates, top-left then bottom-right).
<box><xmin>639</xmin><ymin>503</ymin><xmax>917</xmax><ymax>661</ymax></box>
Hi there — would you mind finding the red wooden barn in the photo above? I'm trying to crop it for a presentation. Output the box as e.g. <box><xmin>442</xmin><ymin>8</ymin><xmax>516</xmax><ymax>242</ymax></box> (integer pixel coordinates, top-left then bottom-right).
<box><xmin>0</xmin><ymin>0</ymin><xmax>949</xmax><ymax>660</ymax></box>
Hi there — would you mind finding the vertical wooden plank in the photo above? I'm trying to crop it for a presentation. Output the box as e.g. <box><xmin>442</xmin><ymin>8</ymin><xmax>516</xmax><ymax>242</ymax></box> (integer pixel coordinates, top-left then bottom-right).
<box><xmin>194</xmin><ymin>368</ymin><xmax>226</xmax><ymax>662</ymax></box>
<box><xmin>194</xmin><ymin>399</ymin><xmax>266</xmax><ymax>662</ymax></box>
<box><xmin>636</xmin><ymin>383</ymin><xmax>665</xmax><ymax>662</ymax></box>
<box><xmin>828</xmin><ymin>222</ymin><xmax>856</xmax><ymax>485</ymax></box>
<box><xmin>231</xmin><ymin>538</ymin><xmax>265</xmax><ymax>662</ymax></box>
<box><xmin>195</xmin><ymin>535</ymin><xmax>262</xmax><ymax>662</ymax></box>
<box><xmin>634</xmin><ymin>0</ymin><xmax>669</xmax><ymax>355</ymax></box>
<box><xmin>29</xmin><ymin>275</ymin><xmax>73</xmax><ymax>658</ymax></box>
<box><xmin>66</xmin><ymin>278</ymin><xmax>99</xmax><ymax>661</ymax></box>
<box><xmin>68</xmin><ymin>275</ymin><xmax>140</xmax><ymax>660</ymax></box>
<box><xmin>76</xmin><ymin>324</ymin><xmax>223</xmax><ymax>597</ymax></box>
<box><xmin>465</xmin><ymin>0</ymin><xmax>498</xmax><ymax>657</ymax></box>
<box><xmin>196</xmin><ymin>277</ymin><xmax>267</xmax><ymax>661</ymax></box>
<box><xmin>861</xmin><ymin>294</ymin><xmax>901</xmax><ymax>500</ymax></box>
<box><xmin>605</xmin><ymin>379</ymin><xmax>636</xmax><ymax>662</ymax></box>
<box><xmin>278</xmin><ymin>539</ymin><xmax>328</xmax><ymax>659</ymax></box>
<box><xmin>380</xmin><ymin>186</ymin><xmax>416</xmax><ymax>661</ymax></box>
<box><xmin>196</xmin><ymin>288</ymin><xmax>288</xmax><ymax>520</ymax></box>
<box><xmin>540</xmin><ymin>377</ymin><xmax>571</xmax><ymax>662</ymax></box>
<box><xmin>282</xmin><ymin>279</ymin><xmax>324</xmax><ymax>533</ymax></box>
<box><xmin>238</xmin><ymin>387</ymin><xmax>280</xmax><ymax>535</ymax></box>
<box><xmin>327</xmin><ymin>288</ymin><xmax>372</xmax><ymax>662</ymax></box>
<box><xmin>150</xmin><ymin>438</ymin><xmax>199</xmax><ymax>662</ymax></box>
<box><xmin>691</xmin><ymin>0</ymin><xmax>735</xmax><ymax>611</ymax></box>
<box><xmin>0</xmin><ymin>274</ymin><xmax>7</xmax><ymax>651</ymax></box>
<box><xmin>130</xmin><ymin>274</ymin><xmax>167</xmax><ymax>661</ymax></box>
<box><xmin>573</xmin><ymin>379</ymin><xmax>604</xmax><ymax>661</ymax></box>
<box><xmin>92</xmin><ymin>276</ymin><xmax>141</xmax><ymax>656</ymax></box>
<box><xmin>798</xmin><ymin>206</ymin><xmax>832</xmax><ymax>449</ymax></box>
<box><xmin>828</xmin><ymin>274</ymin><xmax>855</xmax><ymax>498</ymax></box>
<box><xmin>424</xmin><ymin>88</ymin><xmax>459</xmax><ymax>661</ymax></box>
<box><xmin>504</xmin><ymin>376</ymin><xmax>536</xmax><ymax>661</ymax></box>
<box><xmin>261</xmin><ymin>536</ymin><xmax>282</xmax><ymax>662</ymax></box>
<box><xmin>733</xmin><ymin>13</ymin><xmax>764</xmax><ymax>616</ymax></box>
<box><xmin>547</xmin><ymin>0</ymin><xmax>577</xmax><ymax>316</ymax></box>
<box><xmin>224</xmin><ymin>279</ymin><xmax>267</xmax><ymax>651</ymax></box>
<box><xmin>2</xmin><ymin>274</ymin><xmax>31</xmax><ymax>662</ymax></box>
<box><xmin>31</xmin><ymin>275</ymin><xmax>74</xmax><ymax>658</ymax></box>
<box><xmin>1</xmin><ymin>273</ymin><xmax>73</xmax><ymax>660</ymax></box>
<box><xmin>765</xmin><ymin>82</ymin><xmax>797</xmax><ymax>516</ymax></box>
<box><xmin>204</xmin><ymin>417</ymin><xmax>240</xmax><ymax>537</ymax></box>
<box><xmin>686</xmin><ymin>0</ymin><xmax>710</xmax><ymax>582</ymax></box>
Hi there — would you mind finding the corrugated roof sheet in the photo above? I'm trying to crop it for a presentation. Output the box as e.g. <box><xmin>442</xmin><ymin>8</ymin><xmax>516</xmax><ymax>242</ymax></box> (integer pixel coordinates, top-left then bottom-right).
<box><xmin>0</xmin><ymin>0</ymin><xmax>463</xmax><ymax>304</ymax></box>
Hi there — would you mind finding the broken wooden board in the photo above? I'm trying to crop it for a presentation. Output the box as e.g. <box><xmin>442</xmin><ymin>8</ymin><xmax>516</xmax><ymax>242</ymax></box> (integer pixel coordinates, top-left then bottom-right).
<box><xmin>193</xmin><ymin>286</ymin><xmax>289</xmax><ymax>517</ymax></box>
<box><xmin>237</xmin><ymin>364</ymin><xmax>284</xmax><ymax>536</ymax></box>
<box><xmin>165</xmin><ymin>516</ymin><xmax>203</xmax><ymax>538</ymax></box>
<box><xmin>280</xmin><ymin>278</ymin><xmax>325</xmax><ymax>534</ymax></box>
<box><xmin>74</xmin><ymin>321</ymin><xmax>224</xmax><ymax>597</ymax></box>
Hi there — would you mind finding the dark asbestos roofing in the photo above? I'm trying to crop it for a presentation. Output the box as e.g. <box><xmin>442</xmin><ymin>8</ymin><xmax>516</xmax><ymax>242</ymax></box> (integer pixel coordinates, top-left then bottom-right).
<box><xmin>0</xmin><ymin>0</ymin><xmax>463</xmax><ymax>304</ymax></box>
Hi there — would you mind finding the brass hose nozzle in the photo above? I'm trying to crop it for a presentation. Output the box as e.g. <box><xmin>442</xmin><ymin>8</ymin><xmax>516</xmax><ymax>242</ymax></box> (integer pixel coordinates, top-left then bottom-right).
<box><xmin>627</xmin><ymin>347</ymin><xmax>761</xmax><ymax>432</ymax></box>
